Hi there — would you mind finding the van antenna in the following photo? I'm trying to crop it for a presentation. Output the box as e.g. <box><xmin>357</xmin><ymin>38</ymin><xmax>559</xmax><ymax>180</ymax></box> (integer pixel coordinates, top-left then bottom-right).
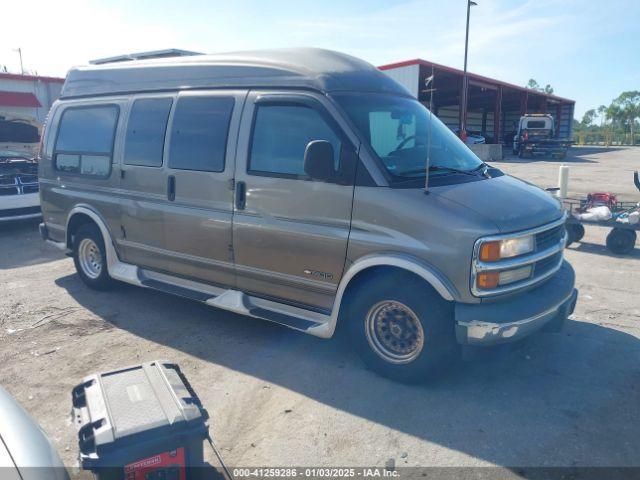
<box><xmin>425</xmin><ymin>66</ymin><xmax>435</xmax><ymax>191</ymax></box>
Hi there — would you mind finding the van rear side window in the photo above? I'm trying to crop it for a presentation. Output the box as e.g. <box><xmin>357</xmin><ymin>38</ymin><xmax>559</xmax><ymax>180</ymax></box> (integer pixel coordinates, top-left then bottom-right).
<box><xmin>124</xmin><ymin>98</ymin><xmax>173</xmax><ymax>167</ymax></box>
<box><xmin>168</xmin><ymin>96</ymin><xmax>235</xmax><ymax>172</ymax></box>
<box><xmin>54</xmin><ymin>105</ymin><xmax>119</xmax><ymax>177</ymax></box>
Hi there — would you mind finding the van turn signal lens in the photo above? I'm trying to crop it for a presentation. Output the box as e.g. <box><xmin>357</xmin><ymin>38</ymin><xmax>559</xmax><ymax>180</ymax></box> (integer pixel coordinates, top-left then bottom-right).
<box><xmin>479</xmin><ymin>241</ymin><xmax>501</xmax><ymax>262</ymax></box>
<box><xmin>477</xmin><ymin>272</ymin><xmax>499</xmax><ymax>290</ymax></box>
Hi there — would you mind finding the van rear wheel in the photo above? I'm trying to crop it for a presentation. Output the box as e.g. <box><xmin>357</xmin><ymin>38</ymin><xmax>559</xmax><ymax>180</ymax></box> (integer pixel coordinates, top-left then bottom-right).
<box><xmin>73</xmin><ymin>224</ymin><xmax>114</xmax><ymax>290</ymax></box>
<box><xmin>346</xmin><ymin>272</ymin><xmax>456</xmax><ymax>383</ymax></box>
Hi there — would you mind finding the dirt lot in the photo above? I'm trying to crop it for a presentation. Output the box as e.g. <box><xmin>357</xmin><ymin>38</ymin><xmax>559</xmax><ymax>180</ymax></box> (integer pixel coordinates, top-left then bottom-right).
<box><xmin>492</xmin><ymin>145</ymin><xmax>640</xmax><ymax>201</ymax></box>
<box><xmin>1</xmin><ymin>146</ymin><xmax>639</xmax><ymax>475</ymax></box>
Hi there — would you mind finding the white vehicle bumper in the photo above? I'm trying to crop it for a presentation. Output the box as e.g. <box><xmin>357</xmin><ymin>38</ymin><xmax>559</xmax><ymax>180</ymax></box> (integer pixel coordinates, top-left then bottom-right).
<box><xmin>0</xmin><ymin>192</ymin><xmax>41</xmax><ymax>222</ymax></box>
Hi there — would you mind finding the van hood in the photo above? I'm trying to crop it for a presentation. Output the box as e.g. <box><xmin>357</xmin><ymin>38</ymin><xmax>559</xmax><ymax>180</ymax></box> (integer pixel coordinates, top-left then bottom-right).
<box><xmin>430</xmin><ymin>174</ymin><xmax>563</xmax><ymax>233</ymax></box>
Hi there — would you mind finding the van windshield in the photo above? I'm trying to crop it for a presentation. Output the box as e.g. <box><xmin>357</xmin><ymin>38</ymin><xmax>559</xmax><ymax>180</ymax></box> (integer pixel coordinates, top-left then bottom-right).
<box><xmin>333</xmin><ymin>93</ymin><xmax>482</xmax><ymax>179</ymax></box>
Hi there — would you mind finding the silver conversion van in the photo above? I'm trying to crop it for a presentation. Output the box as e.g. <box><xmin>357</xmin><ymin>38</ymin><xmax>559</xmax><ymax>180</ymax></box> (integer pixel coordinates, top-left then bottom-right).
<box><xmin>39</xmin><ymin>49</ymin><xmax>577</xmax><ymax>382</ymax></box>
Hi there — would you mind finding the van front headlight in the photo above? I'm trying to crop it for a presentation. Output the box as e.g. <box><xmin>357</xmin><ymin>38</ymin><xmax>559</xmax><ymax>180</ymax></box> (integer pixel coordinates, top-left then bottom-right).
<box><xmin>478</xmin><ymin>235</ymin><xmax>535</xmax><ymax>262</ymax></box>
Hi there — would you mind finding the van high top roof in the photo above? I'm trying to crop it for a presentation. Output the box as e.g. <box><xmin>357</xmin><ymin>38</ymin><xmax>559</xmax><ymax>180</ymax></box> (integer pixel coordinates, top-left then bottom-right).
<box><xmin>60</xmin><ymin>48</ymin><xmax>410</xmax><ymax>99</ymax></box>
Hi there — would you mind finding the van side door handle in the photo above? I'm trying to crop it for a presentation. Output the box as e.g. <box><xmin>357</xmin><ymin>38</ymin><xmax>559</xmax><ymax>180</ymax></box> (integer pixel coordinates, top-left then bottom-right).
<box><xmin>167</xmin><ymin>175</ymin><xmax>176</xmax><ymax>201</ymax></box>
<box><xmin>235</xmin><ymin>181</ymin><xmax>246</xmax><ymax>210</ymax></box>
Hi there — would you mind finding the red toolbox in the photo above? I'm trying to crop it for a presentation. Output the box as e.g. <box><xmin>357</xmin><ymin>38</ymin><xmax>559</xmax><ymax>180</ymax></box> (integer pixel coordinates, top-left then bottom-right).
<box><xmin>72</xmin><ymin>360</ymin><xmax>209</xmax><ymax>480</ymax></box>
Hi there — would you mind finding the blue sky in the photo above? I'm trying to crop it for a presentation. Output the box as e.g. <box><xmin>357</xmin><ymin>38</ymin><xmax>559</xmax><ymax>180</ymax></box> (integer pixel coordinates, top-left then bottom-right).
<box><xmin>3</xmin><ymin>0</ymin><xmax>638</xmax><ymax>118</ymax></box>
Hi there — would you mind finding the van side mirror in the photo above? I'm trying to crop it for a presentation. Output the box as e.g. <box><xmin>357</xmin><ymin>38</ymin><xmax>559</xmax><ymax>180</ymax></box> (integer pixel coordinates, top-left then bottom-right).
<box><xmin>304</xmin><ymin>140</ymin><xmax>335</xmax><ymax>181</ymax></box>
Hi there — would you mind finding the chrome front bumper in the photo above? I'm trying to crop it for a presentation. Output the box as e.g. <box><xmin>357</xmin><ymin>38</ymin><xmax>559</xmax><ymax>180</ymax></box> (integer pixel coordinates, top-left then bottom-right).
<box><xmin>455</xmin><ymin>261</ymin><xmax>577</xmax><ymax>346</ymax></box>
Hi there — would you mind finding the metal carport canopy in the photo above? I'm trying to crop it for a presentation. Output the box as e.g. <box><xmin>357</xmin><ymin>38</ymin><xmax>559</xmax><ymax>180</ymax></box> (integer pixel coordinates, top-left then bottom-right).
<box><xmin>378</xmin><ymin>58</ymin><xmax>575</xmax><ymax>143</ymax></box>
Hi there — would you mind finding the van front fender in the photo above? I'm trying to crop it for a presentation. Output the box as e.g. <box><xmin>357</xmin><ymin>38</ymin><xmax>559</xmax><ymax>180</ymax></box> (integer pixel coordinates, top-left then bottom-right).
<box><xmin>313</xmin><ymin>254</ymin><xmax>458</xmax><ymax>338</ymax></box>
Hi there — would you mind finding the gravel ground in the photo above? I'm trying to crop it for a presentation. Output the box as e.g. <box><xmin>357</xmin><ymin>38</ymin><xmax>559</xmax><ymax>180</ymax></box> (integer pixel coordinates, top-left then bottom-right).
<box><xmin>1</xmin><ymin>146</ymin><xmax>639</xmax><ymax>476</ymax></box>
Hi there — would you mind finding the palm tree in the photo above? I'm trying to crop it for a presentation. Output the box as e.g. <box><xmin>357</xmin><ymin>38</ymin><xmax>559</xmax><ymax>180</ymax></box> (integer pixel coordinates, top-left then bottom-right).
<box><xmin>597</xmin><ymin>105</ymin><xmax>607</xmax><ymax>127</ymax></box>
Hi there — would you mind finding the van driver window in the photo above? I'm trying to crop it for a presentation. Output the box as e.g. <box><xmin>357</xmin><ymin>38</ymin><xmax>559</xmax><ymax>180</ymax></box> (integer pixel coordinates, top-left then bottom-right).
<box><xmin>54</xmin><ymin>105</ymin><xmax>118</xmax><ymax>176</ymax></box>
<box><xmin>249</xmin><ymin>105</ymin><xmax>341</xmax><ymax>177</ymax></box>
<box><xmin>124</xmin><ymin>98</ymin><xmax>173</xmax><ymax>167</ymax></box>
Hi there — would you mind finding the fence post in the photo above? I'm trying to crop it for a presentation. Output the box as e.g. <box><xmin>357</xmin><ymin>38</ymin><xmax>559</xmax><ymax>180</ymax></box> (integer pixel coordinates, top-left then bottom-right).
<box><xmin>558</xmin><ymin>165</ymin><xmax>569</xmax><ymax>199</ymax></box>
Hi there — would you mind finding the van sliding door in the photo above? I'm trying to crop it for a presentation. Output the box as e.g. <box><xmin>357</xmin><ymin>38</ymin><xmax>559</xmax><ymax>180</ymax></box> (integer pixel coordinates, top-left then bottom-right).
<box><xmin>161</xmin><ymin>91</ymin><xmax>246</xmax><ymax>287</ymax></box>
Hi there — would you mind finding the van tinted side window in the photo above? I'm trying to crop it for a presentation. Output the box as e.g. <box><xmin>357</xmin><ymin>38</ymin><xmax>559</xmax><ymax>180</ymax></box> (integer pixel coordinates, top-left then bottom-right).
<box><xmin>249</xmin><ymin>105</ymin><xmax>341</xmax><ymax>178</ymax></box>
<box><xmin>124</xmin><ymin>98</ymin><xmax>173</xmax><ymax>167</ymax></box>
<box><xmin>54</xmin><ymin>105</ymin><xmax>118</xmax><ymax>176</ymax></box>
<box><xmin>168</xmin><ymin>96</ymin><xmax>234</xmax><ymax>172</ymax></box>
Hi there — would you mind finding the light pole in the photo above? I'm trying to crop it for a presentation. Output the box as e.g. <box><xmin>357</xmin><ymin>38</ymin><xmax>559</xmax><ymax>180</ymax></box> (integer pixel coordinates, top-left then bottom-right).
<box><xmin>460</xmin><ymin>0</ymin><xmax>477</xmax><ymax>138</ymax></box>
<box><xmin>13</xmin><ymin>48</ymin><xmax>24</xmax><ymax>74</ymax></box>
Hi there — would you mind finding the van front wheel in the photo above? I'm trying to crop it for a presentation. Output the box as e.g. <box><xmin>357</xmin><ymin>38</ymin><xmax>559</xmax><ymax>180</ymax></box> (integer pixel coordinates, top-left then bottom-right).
<box><xmin>346</xmin><ymin>273</ymin><xmax>456</xmax><ymax>383</ymax></box>
<box><xmin>73</xmin><ymin>224</ymin><xmax>114</xmax><ymax>290</ymax></box>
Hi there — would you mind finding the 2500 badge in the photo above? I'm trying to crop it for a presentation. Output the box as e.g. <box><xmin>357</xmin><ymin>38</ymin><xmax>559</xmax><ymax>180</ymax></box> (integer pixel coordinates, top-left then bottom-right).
<box><xmin>303</xmin><ymin>269</ymin><xmax>334</xmax><ymax>280</ymax></box>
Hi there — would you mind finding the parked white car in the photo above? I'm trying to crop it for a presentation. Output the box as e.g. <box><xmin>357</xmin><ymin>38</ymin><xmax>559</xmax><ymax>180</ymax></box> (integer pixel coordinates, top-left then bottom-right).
<box><xmin>450</xmin><ymin>128</ymin><xmax>486</xmax><ymax>145</ymax></box>
<box><xmin>0</xmin><ymin>150</ymin><xmax>41</xmax><ymax>222</ymax></box>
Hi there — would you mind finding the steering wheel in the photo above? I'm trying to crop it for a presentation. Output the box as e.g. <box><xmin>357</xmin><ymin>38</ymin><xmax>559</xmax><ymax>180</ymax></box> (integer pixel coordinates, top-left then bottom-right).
<box><xmin>394</xmin><ymin>135</ymin><xmax>417</xmax><ymax>152</ymax></box>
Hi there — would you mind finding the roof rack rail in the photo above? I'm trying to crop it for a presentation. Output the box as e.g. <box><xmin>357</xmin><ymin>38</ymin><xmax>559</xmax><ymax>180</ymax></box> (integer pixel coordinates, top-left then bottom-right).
<box><xmin>90</xmin><ymin>49</ymin><xmax>203</xmax><ymax>65</ymax></box>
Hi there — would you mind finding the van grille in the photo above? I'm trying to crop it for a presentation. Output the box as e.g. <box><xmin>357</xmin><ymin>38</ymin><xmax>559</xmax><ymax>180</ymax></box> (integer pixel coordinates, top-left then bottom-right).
<box><xmin>534</xmin><ymin>252</ymin><xmax>563</xmax><ymax>277</ymax></box>
<box><xmin>536</xmin><ymin>224</ymin><xmax>565</xmax><ymax>251</ymax></box>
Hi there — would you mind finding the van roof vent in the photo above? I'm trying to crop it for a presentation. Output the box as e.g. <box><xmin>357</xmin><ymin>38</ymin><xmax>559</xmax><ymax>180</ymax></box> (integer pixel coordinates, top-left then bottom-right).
<box><xmin>90</xmin><ymin>49</ymin><xmax>203</xmax><ymax>65</ymax></box>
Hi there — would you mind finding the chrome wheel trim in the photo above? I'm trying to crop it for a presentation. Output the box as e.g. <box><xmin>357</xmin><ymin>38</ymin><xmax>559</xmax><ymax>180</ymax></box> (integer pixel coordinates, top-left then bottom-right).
<box><xmin>365</xmin><ymin>300</ymin><xmax>425</xmax><ymax>364</ymax></box>
<box><xmin>78</xmin><ymin>238</ymin><xmax>102</xmax><ymax>280</ymax></box>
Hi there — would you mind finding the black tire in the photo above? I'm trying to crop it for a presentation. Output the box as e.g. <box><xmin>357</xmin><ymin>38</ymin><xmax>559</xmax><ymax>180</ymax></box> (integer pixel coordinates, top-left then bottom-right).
<box><xmin>606</xmin><ymin>228</ymin><xmax>637</xmax><ymax>255</ymax></box>
<box><xmin>72</xmin><ymin>223</ymin><xmax>115</xmax><ymax>290</ymax></box>
<box><xmin>345</xmin><ymin>272</ymin><xmax>457</xmax><ymax>383</ymax></box>
<box><xmin>566</xmin><ymin>223</ymin><xmax>585</xmax><ymax>245</ymax></box>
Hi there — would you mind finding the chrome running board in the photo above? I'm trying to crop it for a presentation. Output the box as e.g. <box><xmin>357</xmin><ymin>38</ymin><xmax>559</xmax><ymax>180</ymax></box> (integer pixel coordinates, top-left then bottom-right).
<box><xmin>136</xmin><ymin>268</ymin><xmax>332</xmax><ymax>338</ymax></box>
<box><xmin>63</xmin><ymin>207</ymin><xmax>334</xmax><ymax>338</ymax></box>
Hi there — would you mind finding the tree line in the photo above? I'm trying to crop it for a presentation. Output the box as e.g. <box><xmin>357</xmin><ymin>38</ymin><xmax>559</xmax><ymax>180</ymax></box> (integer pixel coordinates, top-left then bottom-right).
<box><xmin>574</xmin><ymin>91</ymin><xmax>640</xmax><ymax>145</ymax></box>
<box><xmin>526</xmin><ymin>78</ymin><xmax>638</xmax><ymax>145</ymax></box>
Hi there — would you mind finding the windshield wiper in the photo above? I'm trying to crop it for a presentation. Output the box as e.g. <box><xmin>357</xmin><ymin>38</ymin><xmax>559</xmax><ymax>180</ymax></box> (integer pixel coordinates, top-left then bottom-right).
<box><xmin>428</xmin><ymin>165</ymin><xmax>479</xmax><ymax>176</ymax></box>
<box><xmin>392</xmin><ymin>164</ymin><xmax>483</xmax><ymax>181</ymax></box>
<box><xmin>473</xmin><ymin>162</ymin><xmax>488</xmax><ymax>171</ymax></box>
